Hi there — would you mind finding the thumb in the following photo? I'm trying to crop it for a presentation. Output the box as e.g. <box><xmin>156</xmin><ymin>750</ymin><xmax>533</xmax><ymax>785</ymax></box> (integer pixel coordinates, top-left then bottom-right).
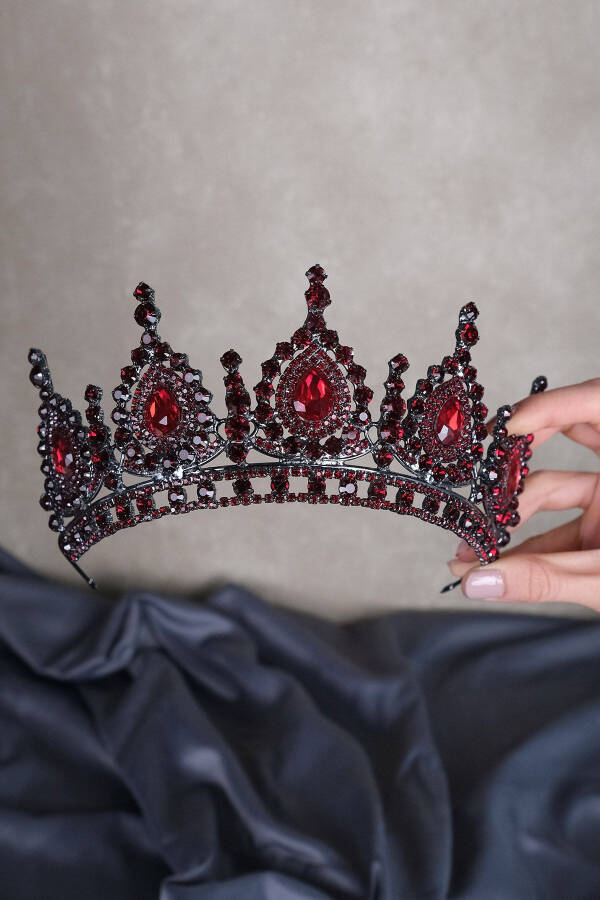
<box><xmin>461</xmin><ymin>551</ymin><xmax>600</xmax><ymax>611</ymax></box>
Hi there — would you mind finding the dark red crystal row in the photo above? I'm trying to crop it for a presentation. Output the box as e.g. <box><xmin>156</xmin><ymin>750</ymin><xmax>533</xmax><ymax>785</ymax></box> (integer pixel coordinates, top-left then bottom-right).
<box><xmin>59</xmin><ymin>461</ymin><xmax>498</xmax><ymax>564</ymax></box>
<box><xmin>221</xmin><ymin>350</ymin><xmax>250</xmax><ymax>464</ymax></box>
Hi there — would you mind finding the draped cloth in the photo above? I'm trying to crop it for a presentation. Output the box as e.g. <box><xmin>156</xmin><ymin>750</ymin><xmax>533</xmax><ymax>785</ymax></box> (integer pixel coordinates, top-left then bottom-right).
<box><xmin>1</xmin><ymin>547</ymin><xmax>599</xmax><ymax>899</ymax></box>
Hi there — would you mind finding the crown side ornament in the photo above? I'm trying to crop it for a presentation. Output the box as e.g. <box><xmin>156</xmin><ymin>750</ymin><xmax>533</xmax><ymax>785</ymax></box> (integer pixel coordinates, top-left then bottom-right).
<box><xmin>28</xmin><ymin>267</ymin><xmax>545</xmax><ymax>589</ymax></box>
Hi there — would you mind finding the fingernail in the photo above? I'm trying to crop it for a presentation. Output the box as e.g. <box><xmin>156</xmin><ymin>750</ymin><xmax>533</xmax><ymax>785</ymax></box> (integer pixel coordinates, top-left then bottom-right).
<box><xmin>454</xmin><ymin>539</ymin><xmax>476</xmax><ymax>561</ymax></box>
<box><xmin>464</xmin><ymin>568</ymin><xmax>505</xmax><ymax>599</ymax></box>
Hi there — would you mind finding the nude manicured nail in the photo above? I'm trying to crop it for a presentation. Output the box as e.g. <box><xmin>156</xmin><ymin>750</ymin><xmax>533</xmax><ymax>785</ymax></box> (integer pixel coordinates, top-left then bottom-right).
<box><xmin>464</xmin><ymin>568</ymin><xmax>505</xmax><ymax>599</ymax></box>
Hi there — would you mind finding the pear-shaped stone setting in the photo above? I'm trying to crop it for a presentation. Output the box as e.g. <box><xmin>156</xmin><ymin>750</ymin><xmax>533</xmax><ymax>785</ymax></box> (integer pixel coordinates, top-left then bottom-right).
<box><xmin>274</xmin><ymin>346</ymin><xmax>352</xmax><ymax>438</ymax></box>
<box><xmin>51</xmin><ymin>431</ymin><xmax>76</xmax><ymax>481</ymax></box>
<box><xmin>435</xmin><ymin>396</ymin><xmax>465</xmax><ymax>446</ymax></box>
<box><xmin>144</xmin><ymin>386</ymin><xmax>181</xmax><ymax>436</ymax></box>
<box><xmin>292</xmin><ymin>368</ymin><xmax>334</xmax><ymax>422</ymax></box>
<box><xmin>506</xmin><ymin>449</ymin><xmax>521</xmax><ymax>497</ymax></box>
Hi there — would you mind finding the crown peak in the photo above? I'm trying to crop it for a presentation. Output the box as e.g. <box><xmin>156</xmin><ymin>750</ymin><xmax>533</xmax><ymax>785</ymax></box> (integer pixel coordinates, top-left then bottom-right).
<box><xmin>133</xmin><ymin>282</ymin><xmax>155</xmax><ymax>301</ymax></box>
<box><xmin>304</xmin><ymin>264</ymin><xmax>331</xmax><ymax>311</ymax></box>
<box><xmin>305</xmin><ymin>264</ymin><xmax>327</xmax><ymax>283</ymax></box>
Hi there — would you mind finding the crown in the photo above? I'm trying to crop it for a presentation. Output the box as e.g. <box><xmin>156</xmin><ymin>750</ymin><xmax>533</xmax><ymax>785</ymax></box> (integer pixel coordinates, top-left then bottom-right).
<box><xmin>28</xmin><ymin>265</ymin><xmax>547</xmax><ymax>589</ymax></box>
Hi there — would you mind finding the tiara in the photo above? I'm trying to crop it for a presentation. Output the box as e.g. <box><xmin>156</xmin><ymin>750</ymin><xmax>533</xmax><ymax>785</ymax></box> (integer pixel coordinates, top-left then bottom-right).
<box><xmin>28</xmin><ymin>265</ymin><xmax>547</xmax><ymax>590</ymax></box>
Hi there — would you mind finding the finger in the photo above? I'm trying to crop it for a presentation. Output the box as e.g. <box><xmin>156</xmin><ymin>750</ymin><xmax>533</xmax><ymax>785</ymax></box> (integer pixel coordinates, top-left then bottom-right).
<box><xmin>563</xmin><ymin>422</ymin><xmax>600</xmax><ymax>455</ymax></box>
<box><xmin>485</xmin><ymin>379</ymin><xmax>600</xmax><ymax>453</ymax></box>
<box><xmin>512</xmin><ymin>469</ymin><xmax>598</xmax><ymax>526</ymax></box>
<box><xmin>461</xmin><ymin>549</ymin><xmax>600</xmax><ymax>611</ymax></box>
<box><xmin>486</xmin><ymin>421</ymin><xmax>555</xmax><ymax>451</ymax></box>
<box><xmin>447</xmin><ymin>470</ymin><xmax>597</xmax><ymax>568</ymax></box>
<box><xmin>507</xmin><ymin>378</ymin><xmax>600</xmax><ymax>445</ymax></box>
<box><xmin>580</xmin><ymin>470</ymin><xmax>600</xmax><ymax>551</ymax></box>
<box><xmin>447</xmin><ymin>516</ymin><xmax>584</xmax><ymax>578</ymax></box>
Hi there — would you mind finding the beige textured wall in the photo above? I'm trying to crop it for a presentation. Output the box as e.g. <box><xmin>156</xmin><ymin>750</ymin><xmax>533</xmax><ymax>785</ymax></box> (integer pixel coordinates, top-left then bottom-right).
<box><xmin>1</xmin><ymin>1</ymin><xmax>599</xmax><ymax>619</ymax></box>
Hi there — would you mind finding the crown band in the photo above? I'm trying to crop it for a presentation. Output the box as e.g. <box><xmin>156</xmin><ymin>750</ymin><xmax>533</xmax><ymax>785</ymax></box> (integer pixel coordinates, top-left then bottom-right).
<box><xmin>28</xmin><ymin>265</ymin><xmax>546</xmax><ymax>588</ymax></box>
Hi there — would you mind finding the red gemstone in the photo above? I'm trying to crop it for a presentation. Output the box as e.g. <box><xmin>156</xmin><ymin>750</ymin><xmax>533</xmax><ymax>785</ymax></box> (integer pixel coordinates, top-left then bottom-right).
<box><xmin>225</xmin><ymin>416</ymin><xmax>250</xmax><ymax>441</ymax></box>
<box><xmin>374</xmin><ymin>445</ymin><xmax>393</xmax><ymax>468</ymax></box>
<box><xmin>389</xmin><ymin>353</ymin><xmax>409</xmax><ymax>373</ymax></box>
<box><xmin>347</xmin><ymin>363</ymin><xmax>366</xmax><ymax>384</ymax></box>
<box><xmin>460</xmin><ymin>323</ymin><xmax>479</xmax><ymax>346</ymax></box>
<box><xmin>226</xmin><ymin>391</ymin><xmax>250</xmax><ymax>414</ymax></box>
<box><xmin>271</xmin><ymin>470</ymin><xmax>289</xmax><ymax>495</ymax></box>
<box><xmin>228</xmin><ymin>442</ymin><xmax>248</xmax><ymax>463</ymax></box>
<box><xmin>233</xmin><ymin>476</ymin><xmax>253</xmax><ymax>498</ymax></box>
<box><xmin>292</xmin><ymin>368</ymin><xmax>334</xmax><ymax>422</ymax></box>
<box><xmin>335</xmin><ymin>345</ymin><xmax>353</xmax><ymax>366</ymax></box>
<box><xmin>293</xmin><ymin>327</ymin><xmax>312</xmax><ymax>347</ymax></box>
<box><xmin>264</xmin><ymin>421</ymin><xmax>283</xmax><ymax>440</ymax></box>
<box><xmin>282</xmin><ymin>435</ymin><xmax>302</xmax><ymax>455</ymax></box>
<box><xmin>324</xmin><ymin>435</ymin><xmax>343</xmax><ymax>456</ymax></box>
<box><xmin>255</xmin><ymin>402</ymin><xmax>274</xmax><ymax>423</ymax></box>
<box><xmin>342</xmin><ymin>424</ymin><xmax>360</xmax><ymax>444</ymax></box>
<box><xmin>442</xmin><ymin>355</ymin><xmax>459</xmax><ymax>374</ymax></box>
<box><xmin>115</xmin><ymin>495</ymin><xmax>133</xmax><ymax>522</ymax></box>
<box><xmin>306</xmin><ymin>312</ymin><xmax>325</xmax><ymax>332</ymax></box>
<box><xmin>88</xmin><ymin>424</ymin><xmax>107</xmax><ymax>446</ymax></box>
<box><xmin>435</xmin><ymin>397</ymin><xmax>464</xmax><ymax>446</ymax></box>
<box><xmin>144</xmin><ymin>386</ymin><xmax>181</xmax><ymax>436</ymax></box>
<box><xmin>381</xmin><ymin>393</ymin><xmax>406</xmax><ymax>418</ymax></box>
<box><xmin>506</xmin><ymin>451</ymin><xmax>521</xmax><ymax>497</ymax></box>
<box><xmin>275</xmin><ymin>342</ymin><xmax>294</xmax><ymax>360</ymax></box>
<box><xmin>254</xmin><ymin>380</ymin><xmax>275</xmax><ymax>400</ymax></box>
<box><xmin>134</xmin><ymin>303</ymin><xmax>159</xmax><ymax>328</ymax></box>
<box><xmin>354</xmin><ymin>386</ymin><xmax>373</xmax><ymax>405</ymax></box>
<box><xmin>367</xmin><ymin>479</ymin><xmax>387</xmax><ymax>501</ymax></box>
<box><xmin>321</xmin><ymin>331</ymin><xmax>338</xmax><ymax>351</ymax></box>
<box><xmin>422</xmin><ymin>495</ymin><xmax>440</xmax><ymax>514</ymax></box>
<box><xmin>304</xmin><ymin>440</ymin><xmax>323</xmax><ymax>460</ymax></box>
<box><xmin>305</xmin><ymin>264</ymin><xmax>327</xmax><ymax>283</ymax></box>
<box><xmin>133</xmin><ymin>282</ymin><xmax>154</xmax><ymax>300</ymax></box>
<box><xmin>51</xmin><ymin>432</ymin><xmax>76</xmax><ymax>481</ymax></box>
<box><xmin>197</xmin><ymin>479</ymin><xmax>215</xmax><ymax>502</ymax></box>
<box><xmin>339</xmin><ymin>476</ymin><xmax>357</xmax><ymax>496</ymax></box>
<box><xmin>380</xmin><ymin>418</ymin><xmax>404</xmax><ymax>443</ymax></box>
<box><xmin>131</xmin><ymin>347</ymin><xmax>150</xmax><ymax>367</ymax></box>
<box><xmin>220</xmin><ymin>349</ymin><xmax>242</xmax><ymax>371</ymax></box>
<box><xmin>397</xmin><ymin>488</ymin><xmax>413</xmax><ymax>507</ymax></box>
<box><xmin>305</xmin><ymin>282</ymin><xmax>331</xmax><ymax>310</ymax></box>
<box><xmin>225</xmin><ymin>372</ymin><xmax>243</xmax><ymax>391</ymax></box>
<box><xmin>308</xmin><ymin>474</ymin><xmax>327</xmax><ymax>496</ymax></box>
<box><xmin>261</xmin><ymin>358</ymin><xmax>280</xmax><ymax>380</ymax></box>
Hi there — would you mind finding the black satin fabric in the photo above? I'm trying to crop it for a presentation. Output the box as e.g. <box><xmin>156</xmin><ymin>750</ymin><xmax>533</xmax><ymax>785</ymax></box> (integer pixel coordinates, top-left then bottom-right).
<box><xmin>1</xmin><ymin>548</ymin><xmax>600</xmax><ymax>899</ymax></box>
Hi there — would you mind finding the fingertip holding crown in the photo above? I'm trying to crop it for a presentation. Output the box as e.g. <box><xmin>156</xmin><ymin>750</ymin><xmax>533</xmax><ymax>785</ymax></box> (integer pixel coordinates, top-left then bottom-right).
<box><xmin>462</xmin><ymin>568</ymin><xmax>506</xmax><ymax>599</ymax></box>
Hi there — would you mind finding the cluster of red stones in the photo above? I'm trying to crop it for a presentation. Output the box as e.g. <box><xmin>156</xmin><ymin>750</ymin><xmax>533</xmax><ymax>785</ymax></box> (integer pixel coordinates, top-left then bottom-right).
<box><xmin>253</xmin><ymin>265</ymin><xmax>371</xmax><ymax>461</ymax></box>
<box><xmin>59</xmin><ymin>462</ymin><xmax>498</xmax><ymax>563</ymax></box>
<box><xmin>480</xmin><ymin>404</ymin><xmax>534</xmax><ymax>547</ymax></box>
<box><xmin>110</xmin><ymin>283</ymin><xmax>221</xmax><ymax>478</ymax></box>
<box><xmin>29</xmin><ymin>349</ymin><xmax>109</xmax><ymax>533</ymax></box>
<box><xmin>221</xmin><ymin>349</ymin><xmax>252</xmax><ymax>464</ymax></box>
<box><xmin>377</xmin><ymin>302</ymin><xmax>489</xmax><ymax>485</ymax></box>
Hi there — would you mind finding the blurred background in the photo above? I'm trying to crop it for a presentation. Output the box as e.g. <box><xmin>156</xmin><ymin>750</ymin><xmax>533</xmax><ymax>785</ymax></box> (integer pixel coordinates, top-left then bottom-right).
<box><xmin>1</xmin><ymin>1</ymin><xmax>598</xmax><ymax>619</ymax></box>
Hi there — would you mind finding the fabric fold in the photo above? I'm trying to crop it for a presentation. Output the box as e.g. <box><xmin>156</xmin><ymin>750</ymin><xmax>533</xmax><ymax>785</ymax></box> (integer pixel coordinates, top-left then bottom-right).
<box><xmin>0</xmin><ymin>547</ymin><xmax>599</xmax><ymax>899</ymax></box>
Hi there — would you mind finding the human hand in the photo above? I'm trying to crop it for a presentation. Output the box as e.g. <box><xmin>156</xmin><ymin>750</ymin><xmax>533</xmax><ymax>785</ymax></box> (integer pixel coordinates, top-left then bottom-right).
<box><xmin>447</xmin><ymin>378</ymin><xmax>600</xmax><ymax>611</ymax></box>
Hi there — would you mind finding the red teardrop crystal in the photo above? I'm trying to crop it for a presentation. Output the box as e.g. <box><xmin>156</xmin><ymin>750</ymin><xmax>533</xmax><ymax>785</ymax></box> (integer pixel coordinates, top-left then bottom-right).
<box><xmin>51</xmin><ymin>431</ymin><xmax>76</xmax><ymax>481</ymax></box>
<box><xmin>435</xmin><ymin>397</ymin><xmax>464</xmax><ymax>446</ymax></box>
<box><xmin>144</xmin><ymin>386</ymin><xmax>181</xmax><ymax>436</ymax></box>
<box><xmin>506</xmin><ymin>451</ymin><xmax>521</xmax><ymax>497</ymax></box>
<box><xmin>292</xmin><ymin>368</ymin><xmax>334</xmax><ymax>422</ymax></box>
